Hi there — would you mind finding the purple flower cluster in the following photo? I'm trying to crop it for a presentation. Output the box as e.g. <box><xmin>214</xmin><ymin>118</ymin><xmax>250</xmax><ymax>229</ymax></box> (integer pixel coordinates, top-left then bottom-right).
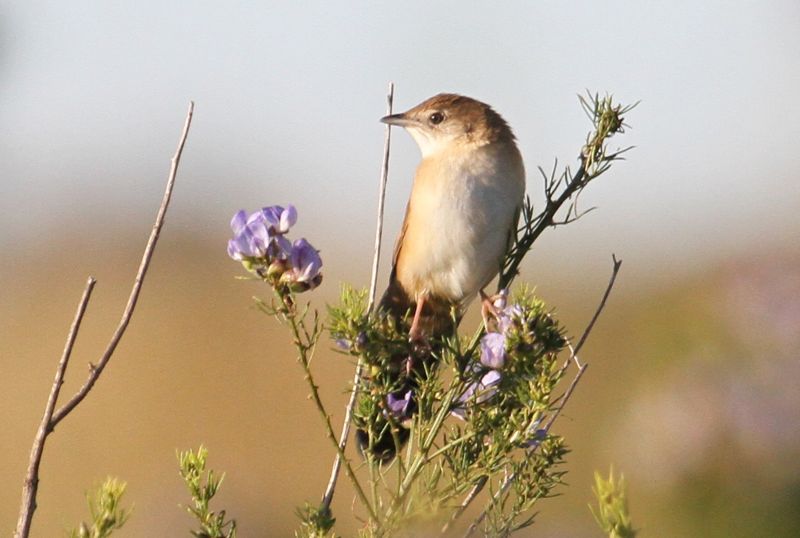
<box><xmin>227</xmin><ymin>205</ymin><xmax>322</xmax><ymax>292</ymax></box>
<box><xmin>452</xmin><ymin>290</ymin><xmax>522</xmax><ymax>420</ymax></box>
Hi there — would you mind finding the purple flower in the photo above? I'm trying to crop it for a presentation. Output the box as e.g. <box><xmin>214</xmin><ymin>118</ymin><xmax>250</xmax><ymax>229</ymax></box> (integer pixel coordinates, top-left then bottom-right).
<box><xmin>523</xmin><ymin>428</ymin><xmax>548</xmax><ymax>449</ymax></box>
<box><xmin>261</xmin><ymin>205</ymin><xmax>297</xmax><ymax>235</ymax></box>
<box><xmin>480</xmin><ymin>332</ymin><xmax>507</xmax><ymax>369</ymax></box>
<box><xmin>226</xmin><ymin>207</ymin><xmax>296</xmax><ymax>263</ymax></box>
<box><xmin>269</xmin><ymin>235</ymin><xmax>293</xmax><ymax>260</ymax></box>
<box><xmin>228</xmin><ymin>205</ymin><xmax>323</xmax><ymax>293</ymax></box>
<box><xmin>474</xmin><ymin>370</ymin><xmax>501</xmax><ymax>402</ymax></box>
<box><xmin>386</xmin><ymin>389</ymin><xmax>415</xmax><ymax>421</ymax></box>
<box><xmin>452</xmin><ymin>370</ymin><xmax>502</xmax><ymax>420</ymax></box>
<box><xmin>493</xmin><ymin>288</ymin><xmax>509</xmax><ymax>310</ymax></box>
<box><xmin>497</xmin><ymin>304</ymin><xmax>523</xmax><ymax>335</ymax></box>
<box><xmin>227</xmin><ymin>209</ymin><xmax>270</xmax><ymax>260</ymax></box>
<box><xmin>289</xmin><ymin>238</ymin><xmax>323</xmax><ymax>284</ymax></box>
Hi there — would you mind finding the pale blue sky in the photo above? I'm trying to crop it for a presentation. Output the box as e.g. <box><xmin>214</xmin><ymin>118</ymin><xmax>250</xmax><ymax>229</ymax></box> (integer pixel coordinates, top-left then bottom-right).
<box><xmin>2</xmin><ymin>1</ymin><xmax>799</xmax><ymax>289</ymax></box>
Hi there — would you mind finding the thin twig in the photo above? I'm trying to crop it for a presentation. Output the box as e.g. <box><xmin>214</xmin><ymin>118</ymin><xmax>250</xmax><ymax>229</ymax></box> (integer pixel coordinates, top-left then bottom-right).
<box><xmin>498</xmin><ymin>165</ymin><xmax>586</xmax><ymax>290</ymax></box>
<box><xmin>542</xmin><ymin>363</ymin><xmax>589</xmax><ymax>433</ymax></box>
<box><xmin>321</xmin><ymin>83</ymin><xmax>395</xmax><ymax>513</ymax></box>
<box><xmin>14</xmin><ymin>278</ymin><xmax>96</xmax><ymax>538</ymax></box>
<box><xmin>441</xmin><ymin>476</ymin><xmax>487</xmax><ymax>534</ymax></box>
<box><xmin>500</xmin><ymin>95</ymin><xmax>632</xmax><ymax>291</ymax></box>
<box><xmin>555</xmin><ymin>253</ymin><xmax>622</xmax><ymax>377</ymax></box>
<box><xmin>368</xmin><ymin>82</ymin><xmax>395</xmax><ymax>310</ymax></box>
<box><xmin>545</xmin><ymin>255</ymin><xmax>621</xmax><ymax>432</ymax></box>
<box><xmin>464</xmin><ymin>255</ymin><xmax>622</xmax><ymax>537</ymax></box>
<box><xmin>51</xmin><ymin>101</ymin><xmax>194</xmax><ymax>427</ymax></box>
<box><xmin>14</xmin><ymin>102</ymin><xmax>194</xmax><ymax>538</ymax></box>
<box><xmin>575</xmin><ymin>254</ymin><xmax>622</xmax><ymax>355</ymax></box>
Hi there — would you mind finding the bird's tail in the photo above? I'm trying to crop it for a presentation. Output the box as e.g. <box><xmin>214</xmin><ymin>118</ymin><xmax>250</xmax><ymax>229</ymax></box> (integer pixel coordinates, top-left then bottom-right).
<box><xmin>355</xmin><ymin>276</ymin><xmax>460</xmax><ymax>461</ymax></box>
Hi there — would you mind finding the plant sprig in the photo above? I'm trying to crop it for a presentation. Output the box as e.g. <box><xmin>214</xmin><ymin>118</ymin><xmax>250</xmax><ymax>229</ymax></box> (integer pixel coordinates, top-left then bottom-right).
<box><xmin>178</xmin><ymin>446</ymin><xmax>238</xmax><ymax>538</ymax></box>
<box><xmin>69</xmin><ymin>478</ymin><xmax>131</xmax><ymax>538</ymax></box>
<box><xmin>499</xmin><ymin>92</ymin><xmax>636</xmax><ymax>290</ymax></box>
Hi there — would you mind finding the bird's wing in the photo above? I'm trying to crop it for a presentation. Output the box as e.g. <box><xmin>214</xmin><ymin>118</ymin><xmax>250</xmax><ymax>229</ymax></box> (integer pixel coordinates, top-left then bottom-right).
<box><xmin>390</xmin><ymin>200</ymin><xmax>412</xmax><ymax>274</ymax></box>
<box><xmin>488</xmin><ymin>200</ymin><xmax>522</xmax><ymax>293</ymax></box>
<box><xmin>392</xmin><ymin>200</ymin><xmax>411</xmax><ymax>266</ymax></box>
<box><xmin>378</xmin><ymin>200</ymin><xmax>413</xmax><ymax>317</ymax></box>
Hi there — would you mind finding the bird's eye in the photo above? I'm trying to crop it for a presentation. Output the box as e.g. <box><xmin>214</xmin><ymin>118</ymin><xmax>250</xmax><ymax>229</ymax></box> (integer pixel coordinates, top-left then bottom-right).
<box><xmin>428</xmin><ymin>112</ymin><xmax>445</xmax><ymax>125</ymax></box>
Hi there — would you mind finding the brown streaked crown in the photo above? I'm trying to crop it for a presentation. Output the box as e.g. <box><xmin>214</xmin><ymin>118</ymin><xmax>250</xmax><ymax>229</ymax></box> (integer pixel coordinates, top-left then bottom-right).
<box><xmin>406</xmin><ymin>93</ymin><xmax>516</xmax><ymax>144</ymax></box>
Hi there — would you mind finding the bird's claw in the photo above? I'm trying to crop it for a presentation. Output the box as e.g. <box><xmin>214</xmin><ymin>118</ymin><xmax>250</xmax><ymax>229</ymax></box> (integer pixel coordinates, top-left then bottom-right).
<box><xmin>480</xmin><ymin>289</ymin><xmax>508</xmax><ymax>332</ymax></box>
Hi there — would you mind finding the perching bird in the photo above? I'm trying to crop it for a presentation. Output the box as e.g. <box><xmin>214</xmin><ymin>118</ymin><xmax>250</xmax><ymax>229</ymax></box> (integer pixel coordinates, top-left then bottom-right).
<box><xmin>359</xmin><ymin>94</ymin><xmax>526</xmax><ymax>460</ymax></box>
<box><xmin>379</xmin><ymin>93</ymin><xmax>526</xmax><ymax>341</ymax></box>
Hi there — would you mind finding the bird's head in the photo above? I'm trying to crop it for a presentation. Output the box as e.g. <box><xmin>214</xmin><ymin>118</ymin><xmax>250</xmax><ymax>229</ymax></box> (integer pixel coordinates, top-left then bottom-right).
<box><xmin>380</xmin><ymin>93</ymin><xmax>515</xmax><ymax>157</ymax></box>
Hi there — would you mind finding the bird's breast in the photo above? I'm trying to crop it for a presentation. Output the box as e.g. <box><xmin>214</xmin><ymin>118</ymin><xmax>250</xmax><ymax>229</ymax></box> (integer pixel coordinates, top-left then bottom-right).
<box><xmin>395</xmin><ymin>143</ymin><xmax>525</xmax><ymax>307</ymax></box>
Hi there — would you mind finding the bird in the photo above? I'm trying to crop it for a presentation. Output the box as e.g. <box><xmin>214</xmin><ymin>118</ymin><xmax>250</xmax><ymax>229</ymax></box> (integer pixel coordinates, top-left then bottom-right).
<box><xmin>358</xmin><ymin>93</ymin><xmax>526</xmax><ymax>461</ymax></box>
<box><xmin>379</xmin><ymin>93</ymin><xmax>526</xmax><ymax>342</ymax></box>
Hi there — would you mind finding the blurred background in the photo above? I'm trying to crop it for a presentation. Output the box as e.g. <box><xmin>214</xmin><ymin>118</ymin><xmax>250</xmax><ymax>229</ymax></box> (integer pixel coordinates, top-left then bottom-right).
<box><xmin>2</xmin><ymin>1</ymin><xmax>799</xmax><ymax>536</ymax></box>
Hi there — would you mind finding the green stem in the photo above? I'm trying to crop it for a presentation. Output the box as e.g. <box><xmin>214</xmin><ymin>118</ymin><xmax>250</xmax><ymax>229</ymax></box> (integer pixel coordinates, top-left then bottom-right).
<box><xmin>283</xmin><ymin>299</ymin><xmax>378</xmax><ymax>523</ymax></box>
<box><xmin>384</xmin><ymin>384</ymin><xmax>460</xmax><ymax>524</ymax></box>
<box><xmin>424</xmin><ymin>431</ymin><xmax>474</xmax><ymax>462</ymax></box>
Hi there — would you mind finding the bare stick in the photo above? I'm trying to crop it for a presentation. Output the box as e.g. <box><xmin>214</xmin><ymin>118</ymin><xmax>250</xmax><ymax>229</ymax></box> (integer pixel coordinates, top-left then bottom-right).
<box><xmin>441</xmin><ymin>475</ymin><xmax>487</xmax><ymax>534</ymax></box>
<box><xmin>51</xmin><ymin>101</ymin><xmax>194</xmax><ymax>427</ymax></box>
<box><xmin>548</xmin><ymin>253</ymin><xmax>623</xmax><ymax>385</ymax></box>
<box><xmin>574</xmin><ymin>254</ymin><xmax>622</xmax><ymax>356</ymax></box>
<box><xmin>463</xmin><ymin>255</ymin><xmax>622</xmax><ymax>537</ymax></box>
<box><xmin>367</xmin><ymin>82</ymin><xmax>395</xmax><ymax>310</ymax></box>
<box><xmin>14</xmin><ymin>102</ymin><xmax>194</xmax><ymax>538</ymax></box>
<box><xmin>542</xmin><ymin>256</ymin><xmax>621</xmax><ymax>435</ymax></box>
<box><xmin>14</xmin><ymin>278</ymin><xmax>96</xmax><ymax>538</ymax></box>
<box><xmin>321</xmin><ymin>83</ymin><xmax>395</xmax><ymax>512</ymax></box>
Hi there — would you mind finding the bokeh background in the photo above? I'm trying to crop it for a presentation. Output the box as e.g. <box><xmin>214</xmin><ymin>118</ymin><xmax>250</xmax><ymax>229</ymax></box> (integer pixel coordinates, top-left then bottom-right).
<box><xmin>2</xmin><ymin>2</ymin><xmax>799</xmax><ymax>536</ymax></box>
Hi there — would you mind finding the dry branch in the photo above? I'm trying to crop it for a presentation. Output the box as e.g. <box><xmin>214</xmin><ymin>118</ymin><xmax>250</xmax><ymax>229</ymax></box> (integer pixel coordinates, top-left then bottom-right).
<box><xmin>14</xmin><ymin>102</ymin><xmax>195</xmax><ymax>538</ymax></box>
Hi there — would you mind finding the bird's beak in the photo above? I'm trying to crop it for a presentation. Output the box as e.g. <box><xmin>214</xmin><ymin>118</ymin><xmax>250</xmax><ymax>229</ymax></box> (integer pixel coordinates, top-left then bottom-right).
<box><xmin>380</xmin><ymin>112</ymin><xmax>416</xmax><ymax>127</ymax></box>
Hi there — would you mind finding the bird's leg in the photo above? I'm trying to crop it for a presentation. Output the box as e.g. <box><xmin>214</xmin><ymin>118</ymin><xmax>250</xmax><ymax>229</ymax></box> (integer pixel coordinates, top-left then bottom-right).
<box><xmin>408</xmin><ymin>295</ymin><xmax>427</xmax><ymax>343</ymax></box>
<box><xmin>406</xmin><ymin>295</ymin><xmax>428</xmax><ymax>375</ymax></box>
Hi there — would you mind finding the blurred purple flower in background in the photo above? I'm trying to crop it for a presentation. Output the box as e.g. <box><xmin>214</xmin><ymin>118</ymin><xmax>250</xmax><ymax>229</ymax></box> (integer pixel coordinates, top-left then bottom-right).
<box><xmin>334</xmin><ymin>338</ymin><xmax>352</xmax><ymax>351</ymax></box>
<box><xmin>522</xmin><ymin>418</ymin><xmax>547</xmax><ymax>449</ymax></box>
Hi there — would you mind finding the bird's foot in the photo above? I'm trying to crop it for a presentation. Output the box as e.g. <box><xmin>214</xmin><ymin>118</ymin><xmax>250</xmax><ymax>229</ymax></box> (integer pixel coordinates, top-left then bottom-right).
<box><xmin>480</xmin><ymin>289</ymin><xmax>508</xmax><ymax>332</ymax></box>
